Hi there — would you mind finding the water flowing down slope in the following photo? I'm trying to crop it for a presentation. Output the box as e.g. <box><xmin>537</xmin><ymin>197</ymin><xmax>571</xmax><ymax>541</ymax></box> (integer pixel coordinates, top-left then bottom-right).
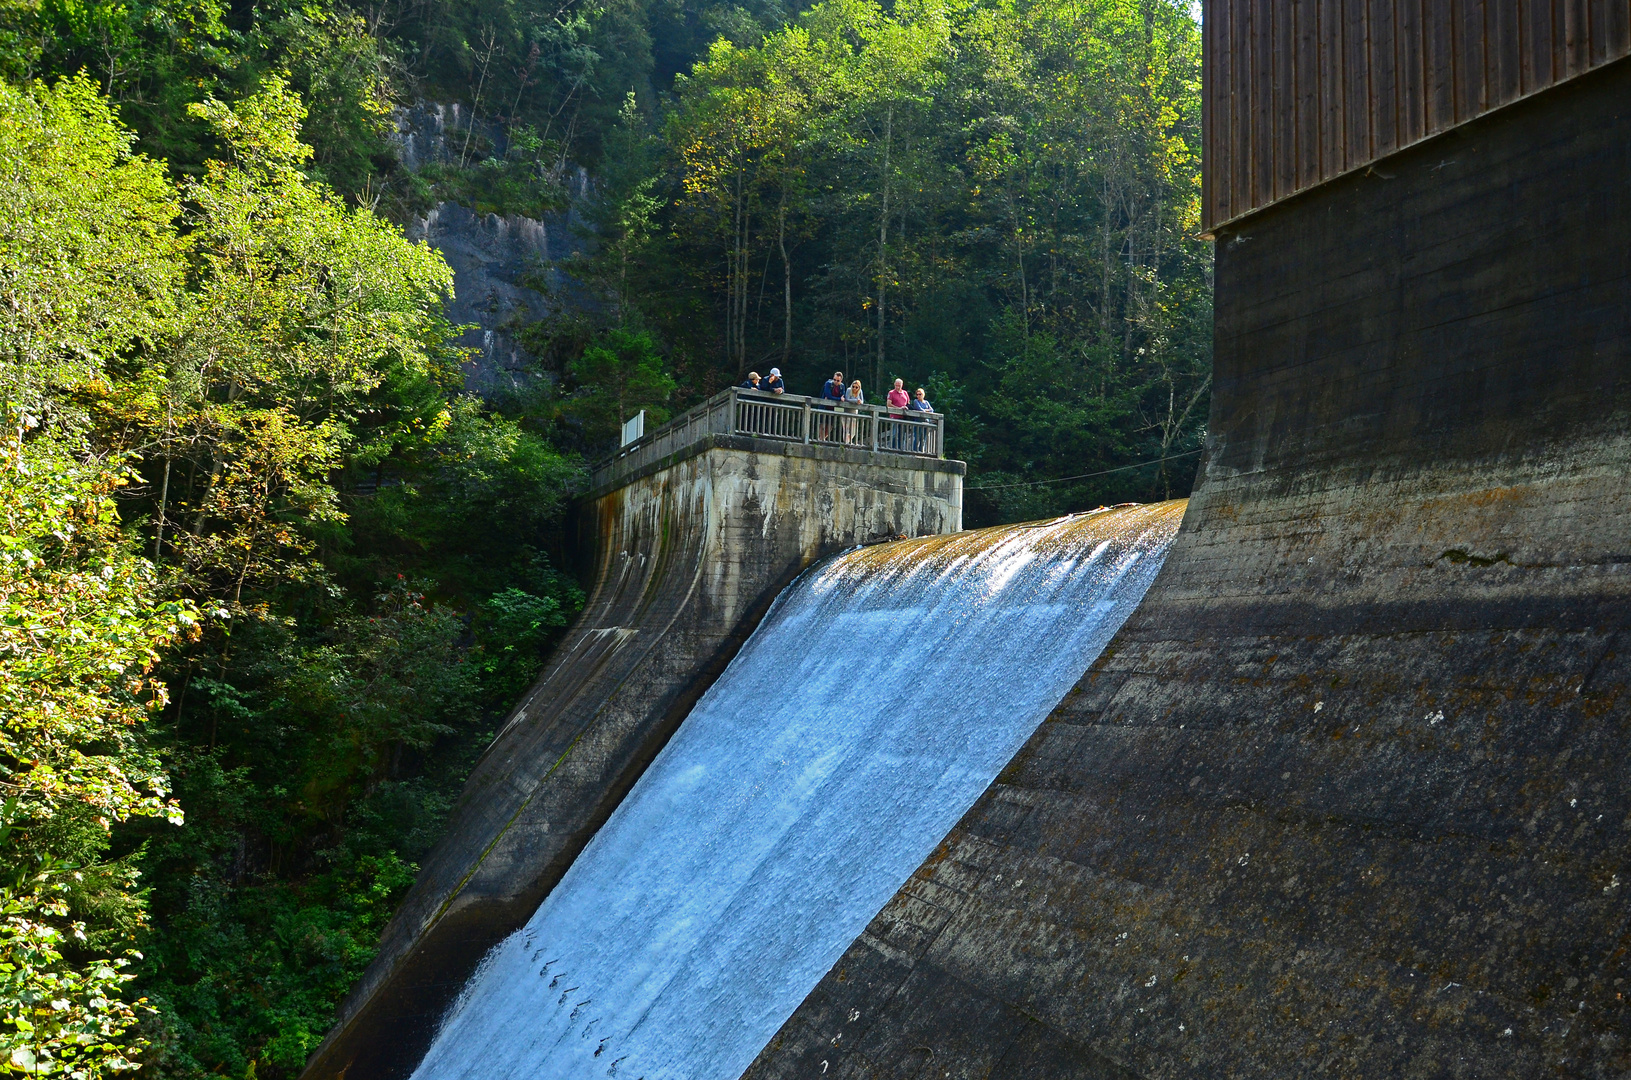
<box><xmin>410</xmin><ymin>501</ymin><xmax>1185</xmax><ymax>1080</ymax></box>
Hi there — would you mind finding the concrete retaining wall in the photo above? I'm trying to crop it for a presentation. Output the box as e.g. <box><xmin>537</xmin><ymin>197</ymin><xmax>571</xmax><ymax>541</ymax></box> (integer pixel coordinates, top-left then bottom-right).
<box><xmin>303</xmin><ymin>436</ymin><xmax>963</xmax><ymax>1080</ymax></box>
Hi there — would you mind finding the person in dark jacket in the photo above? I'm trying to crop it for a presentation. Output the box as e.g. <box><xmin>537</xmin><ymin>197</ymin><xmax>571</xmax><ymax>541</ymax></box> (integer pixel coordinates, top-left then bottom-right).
<box><xmin>764</xmin><ymin>368</ymin><xmax>786</xmax><ymax>395</ymax></box>
<box><xmin>817</xmin><ymin>371</ymin><xmax>845</xmax><ymax>443</ymax></box>
<box><xmin>740</xmin><ymin>371</ymin><xmax>762</xmax><ymax>391</ymax></box>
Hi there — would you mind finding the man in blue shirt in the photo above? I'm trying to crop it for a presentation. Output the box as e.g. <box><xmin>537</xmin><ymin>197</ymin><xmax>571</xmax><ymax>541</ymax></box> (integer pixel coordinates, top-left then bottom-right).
<box><xmin>815</xmin><ymin>371</ymin><xmax>845</xmax><ymax>443</ymax></box>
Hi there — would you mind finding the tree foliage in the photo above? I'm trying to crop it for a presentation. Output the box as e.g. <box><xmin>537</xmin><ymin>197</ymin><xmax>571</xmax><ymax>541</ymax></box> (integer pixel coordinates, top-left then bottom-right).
<box><xmin>0</xmin><ymin>431</ymin><xmax>192</xmax><ymax>1079</ymax></box>
<box><xmin>644</xmin><ymin>0</ymin><xmax>1209</xmax><ymax>518</ymax></box>
<box><xmin>0</xmin><ymin>71</ymin><xmax>586</xmax><ymax>1078</ymax></box>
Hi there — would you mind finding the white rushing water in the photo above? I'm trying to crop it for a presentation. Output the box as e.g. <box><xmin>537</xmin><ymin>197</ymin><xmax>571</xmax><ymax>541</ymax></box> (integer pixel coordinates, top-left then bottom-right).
<box><xmin>412</xmin><ymin>502</ymin><xmax>1184</xmax><ymax>1080</ymax></box>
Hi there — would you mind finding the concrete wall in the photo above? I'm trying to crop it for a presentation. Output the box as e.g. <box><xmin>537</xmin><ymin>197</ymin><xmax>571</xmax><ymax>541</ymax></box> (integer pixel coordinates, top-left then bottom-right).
<box><xmin>743</xmin><ymin>56</ymin><xmax>1631</xmax><ymax>1080</ymax></box>
<box><xmin>303</xmin><ymin>435</ymin><xmax>962</xmax><ymax>1080</ymax></box>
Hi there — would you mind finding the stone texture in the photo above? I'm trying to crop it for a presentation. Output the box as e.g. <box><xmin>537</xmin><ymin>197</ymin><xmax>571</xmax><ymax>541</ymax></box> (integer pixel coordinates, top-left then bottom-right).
<box><xmin>393</xmin><ymin>102</ymin><xmax>593</xmax><ymax>398</ymax></box>
<box><xmin>302</xmin><ymin>436</ymin><xmax>963</xmax><ymax>1080</ymax></box>
<box><xmin>404</xmin><ymin>200</ymin><xmax>583</xmax><ymax>399</ymax></box>
<box><xmin>741</xmin><ymin>56</ymin><xmax>1631</xmax><ymax>1080</ymax></box>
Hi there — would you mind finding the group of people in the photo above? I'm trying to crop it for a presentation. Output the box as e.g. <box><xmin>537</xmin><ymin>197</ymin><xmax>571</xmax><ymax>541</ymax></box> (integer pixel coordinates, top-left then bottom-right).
<box><xmin>739</xmin><ymin>368</ymin><xmax>936</xmax><ymax>451</ymax></box>
<box><xmin>740</xmin><ymin>367</ymin><xmax>788</xmax><ymax>395</ymax></box>
<box><xmin>739</xmin><ymin>369</ymin><xmax>934</xmax><ymax>413</ymax></box>
<box><xmin>816</xmin><ymin>372</ymin><xmax>935</xmax><ymax>416</ymax></box>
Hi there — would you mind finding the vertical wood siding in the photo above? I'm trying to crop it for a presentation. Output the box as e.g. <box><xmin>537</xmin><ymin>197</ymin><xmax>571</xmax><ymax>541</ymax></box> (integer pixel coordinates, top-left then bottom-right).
<box><xmin>1202</xmin><ymin>0</ymin><xmax>1631</xmax><ymax>230</ymax></box>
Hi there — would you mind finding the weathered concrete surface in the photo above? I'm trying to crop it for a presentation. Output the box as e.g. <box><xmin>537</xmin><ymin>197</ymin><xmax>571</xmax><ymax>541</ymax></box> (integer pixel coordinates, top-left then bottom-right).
<box><xmin>303</xmin><ymin>436</ymin><xmax>962</xmax><ymax>1080</ymax></box>
<box><xmin>742</xmin><ymin>57</ymin><xmax>1631</xmax><ymax>1080</ymax></box>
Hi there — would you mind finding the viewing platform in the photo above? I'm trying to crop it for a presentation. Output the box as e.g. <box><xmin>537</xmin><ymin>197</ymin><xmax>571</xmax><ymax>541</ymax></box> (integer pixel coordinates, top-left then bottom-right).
<box><xmin>590</xmin><ymin>387</ymin><xmax>947</xmax><ymax>495</ymax></box>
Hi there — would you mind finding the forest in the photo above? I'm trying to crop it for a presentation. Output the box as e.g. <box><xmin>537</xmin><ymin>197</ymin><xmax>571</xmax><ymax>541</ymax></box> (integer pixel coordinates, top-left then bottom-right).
<box><xmin>0</xmin><ymin>0</ymin><xmax>1205</xmax><ymax>1075</ymax></box>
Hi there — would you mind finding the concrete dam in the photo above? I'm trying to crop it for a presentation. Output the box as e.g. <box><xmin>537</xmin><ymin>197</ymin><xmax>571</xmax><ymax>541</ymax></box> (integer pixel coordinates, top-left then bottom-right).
<box><xmin>306</xmin><ymin>10</ymin><xmax>1631</xmax><ymax>1080</ymax></box>
<box><xmin>410</xmin><ymin>507</ymin><xmax>1183</xmax><ymax>1080</ymax></box>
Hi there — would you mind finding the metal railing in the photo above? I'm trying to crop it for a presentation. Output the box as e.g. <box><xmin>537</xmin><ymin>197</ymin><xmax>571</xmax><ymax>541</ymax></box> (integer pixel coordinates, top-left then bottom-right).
<box><xmin>592</xmin><ymin>387</ymin><xmax>946</xmax><ymax>488</ymax></box>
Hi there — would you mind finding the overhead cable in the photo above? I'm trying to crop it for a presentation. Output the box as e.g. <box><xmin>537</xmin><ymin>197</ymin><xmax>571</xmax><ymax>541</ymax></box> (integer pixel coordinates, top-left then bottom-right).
<box><xmin>966</xmin><ymin>448</ymin><xmax>1204</xmax><ymax>491</ymax></box>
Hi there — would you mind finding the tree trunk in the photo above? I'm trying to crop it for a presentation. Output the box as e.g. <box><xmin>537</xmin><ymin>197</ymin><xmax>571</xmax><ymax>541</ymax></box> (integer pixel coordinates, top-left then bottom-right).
<box><xmin>730</xmin><ymin>166</ymin><xmax>745</xmax><ymax>370</ymax></box>
<box><xmin>779</xmin><ymin>187</ymin><xmax>792</xmax><ymax>365</ymax></box>
<box><xmin>731</xmin><ymin>165</ymin><xmax>751</xmax><ymax>371</ymax></box>
<box><xmin>191</xmin><ymin>458</ymin><xmax>224</xmax><ymax>536</ymax></box>
<box><xmin>876</xmin><ymin>105</ymin><xmax>893</xmax><ymax>394</ymax></box>
<box><xmin>153</xmin><ymin>400</ymin><xmax>172</xmax><ymax>562</ymax></box>
<box><xmin>153</xmin><ymin>454</ymin><xmax>171</xmax><ymax>562</ymax></box>
<box><xmin>1015</xmin><ymin>201</ymin><xmax>1029</xmax><ymax>337</ymax></box>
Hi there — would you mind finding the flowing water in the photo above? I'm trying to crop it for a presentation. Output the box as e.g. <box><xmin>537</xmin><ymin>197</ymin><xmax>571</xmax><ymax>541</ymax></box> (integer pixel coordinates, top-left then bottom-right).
<box><xmin>411</xmin><ymin>501</ymin><xmax>1186</xmax><ymax>1080</ymax></box>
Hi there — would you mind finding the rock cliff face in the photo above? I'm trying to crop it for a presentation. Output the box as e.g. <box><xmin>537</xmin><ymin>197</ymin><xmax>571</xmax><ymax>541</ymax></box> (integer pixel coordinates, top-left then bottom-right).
<box><xmin>741</xmin><ymin>56</ymin><xmax>1631</xmax><ymax>1080</ymax></box>
<box><xmin>404</xmin><ymin>201</ymin><xmax>583</xmax><ymax>397</ymax></box>
<box><xmin>302</xmin><ymin>436</ymin><xmax>964</xmax><ymax>1080</ymax></box>
<box><xmin>392</xmin><ymin>104</ymin><xmax>591</xmax><ymax>397</ymax></box>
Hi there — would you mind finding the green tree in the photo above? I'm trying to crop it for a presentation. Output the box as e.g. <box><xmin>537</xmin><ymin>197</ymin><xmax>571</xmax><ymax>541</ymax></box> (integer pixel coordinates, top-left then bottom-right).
<box><xmin>0</xmin><ymin>76</ymin><xmax>199</xmax><ymax>1075</ymax></box>
<box><xmin>560</xmin><ymin>327</ymin><xmax>675</xmax><ymax>447</ymax></box>
<box><xmin>0</xmin><ymin>75</ymin><xmax>182</xmax><ymax>413</ymax></box>
<box><xmin>581</xmin><ymin>92</ymin><xmax>664</xmax><ymax>322</ymax></box>
<box><xmin>808</xmin><ymin>0</ymin><xmax>952</xmax><ymax>392</ymax></box>
<box><xmin>117</xmin><ymin>75</ymin><xmax>459</xmax><ymax>610</ymax></box>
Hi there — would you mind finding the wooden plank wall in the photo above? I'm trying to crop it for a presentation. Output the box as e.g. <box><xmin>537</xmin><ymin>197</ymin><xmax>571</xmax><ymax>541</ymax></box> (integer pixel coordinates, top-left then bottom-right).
<box><xmin>1202</xmin><ymin>0</ymin><xmax>1631</xmax><ymax>231</ymax></box>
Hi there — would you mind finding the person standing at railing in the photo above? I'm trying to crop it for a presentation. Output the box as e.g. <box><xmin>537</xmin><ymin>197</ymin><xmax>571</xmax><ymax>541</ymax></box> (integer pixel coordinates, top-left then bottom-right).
<box><xmin>764</xmin><ymin>368</ymin><xmax>786</xmax><ymax>395</ymax></box>
<box><xmin>737</xmin><ymin>372</ymin><xmax>763</xmax><ymax>435</ymax></box>
<box><xmin>885</xmin><ymin>379</ymin><xmax>910</xmax><ymax>450</ymax></box>
<box><xmin>842</xmin><ymin>380</ymin><xmax>865</xmax><ymax>445</ymax></box>
<box><xmin>909</xmin><ymin>387</ymin><xmax>934</xmax><ymax>453</ymax></box>
<box><xmin>818</xmin><ymin>371</ymin><xmax>845</xmax><ymax>443</ymax></box>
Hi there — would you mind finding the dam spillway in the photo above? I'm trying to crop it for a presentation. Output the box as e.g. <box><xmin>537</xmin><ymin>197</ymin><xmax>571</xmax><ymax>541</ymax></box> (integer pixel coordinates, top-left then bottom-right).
<box><xmin>305</xmin><ymin>424</ymin><xmax>965</xmax><ymax>1080</ymax></box>
<box><xmin>407</xmin><ymin>502</ymin><xmax>1183</xmax><ymax>1080</ymax></box>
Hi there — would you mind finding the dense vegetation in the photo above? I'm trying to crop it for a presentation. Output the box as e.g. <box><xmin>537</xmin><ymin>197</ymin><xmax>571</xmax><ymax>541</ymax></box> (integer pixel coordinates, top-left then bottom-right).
<box><xmin>0</xmin><ymin>0</ymin><xmax>1207</xmax><ymax>1076</ymax></box>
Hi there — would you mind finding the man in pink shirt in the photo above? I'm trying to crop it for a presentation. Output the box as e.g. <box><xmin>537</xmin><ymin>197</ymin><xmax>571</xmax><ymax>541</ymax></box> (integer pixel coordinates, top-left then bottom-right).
<box><xmin>886</xmin><ymin>379</ymin><xmax>910</xmax><ymax>449</ymax></box>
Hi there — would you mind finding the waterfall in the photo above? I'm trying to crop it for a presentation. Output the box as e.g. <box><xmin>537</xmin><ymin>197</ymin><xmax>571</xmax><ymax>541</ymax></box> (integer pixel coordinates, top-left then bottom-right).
<box><xmin>411</xmin><ymin>501</ymin><xmax>1185</xmax><ymax>1080</ymax></box>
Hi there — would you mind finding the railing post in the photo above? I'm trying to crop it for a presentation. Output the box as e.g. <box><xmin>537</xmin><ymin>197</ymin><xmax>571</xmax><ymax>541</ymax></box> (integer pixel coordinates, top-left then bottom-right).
<box><xmin>870</xmin><ymin>405</ymin><xmax>879</xmax><ymax>451</ymax></box>
<box><xmin>802</xmin><ymin>397</ymin><xmax>811</xmax><ymax>443</ymax></box>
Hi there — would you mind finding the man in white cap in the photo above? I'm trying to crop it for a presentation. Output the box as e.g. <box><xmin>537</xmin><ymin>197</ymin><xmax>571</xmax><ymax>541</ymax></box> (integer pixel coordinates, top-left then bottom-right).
<box><xmin>763</xmin><ymin>367</ymin><xmax>785</xmax><ymax>395</ymax></box>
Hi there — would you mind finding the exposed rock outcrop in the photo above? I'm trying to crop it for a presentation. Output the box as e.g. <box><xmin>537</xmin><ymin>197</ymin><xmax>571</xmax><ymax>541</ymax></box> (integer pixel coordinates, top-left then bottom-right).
<box><xmin>392</xmin><ymin>104</ymin><xmax>593</xmax><ymax>398</ymax></box>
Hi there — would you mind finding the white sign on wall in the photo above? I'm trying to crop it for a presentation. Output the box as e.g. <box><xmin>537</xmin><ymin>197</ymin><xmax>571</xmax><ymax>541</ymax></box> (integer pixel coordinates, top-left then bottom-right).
<box><xmin>621</xmin><ymin>410</ymin><xmax>646</xmax><ymax>448</ymax></box>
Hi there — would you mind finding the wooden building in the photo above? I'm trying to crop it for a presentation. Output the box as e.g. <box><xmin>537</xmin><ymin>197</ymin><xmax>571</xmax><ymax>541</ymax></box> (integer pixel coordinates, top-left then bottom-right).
<box><xmin>1202</xmin><ymin>0</ymin><xmax>1631</xmax><ymax>231</ymax></box>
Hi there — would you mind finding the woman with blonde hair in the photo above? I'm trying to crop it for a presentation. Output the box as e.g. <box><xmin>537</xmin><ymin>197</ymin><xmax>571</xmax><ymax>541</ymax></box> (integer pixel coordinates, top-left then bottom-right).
<box><xmin>842</xmin><ymin>379</ymin><xmax>865</xmax><ymax>444</ymax></box>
